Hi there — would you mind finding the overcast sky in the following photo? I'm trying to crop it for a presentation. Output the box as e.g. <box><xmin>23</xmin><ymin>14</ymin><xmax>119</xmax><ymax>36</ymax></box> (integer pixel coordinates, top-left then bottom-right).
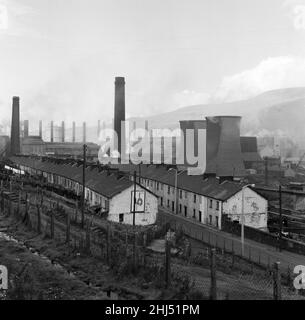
<box><xmin>1</xmin><ymin>0</ymin><xmax>305</xmax><ymax>127</ymax></box>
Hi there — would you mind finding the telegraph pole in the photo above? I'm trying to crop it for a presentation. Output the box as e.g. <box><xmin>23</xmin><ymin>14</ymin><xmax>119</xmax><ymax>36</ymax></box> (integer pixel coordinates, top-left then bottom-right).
<box><xmin>279</xmin><ymin>185</ymin><xmax>282</xmax><ymax>252</ymax></box>
<box><xmin>133</xmin><ymin>171</ymin><xmax>137</xmax><ymax>227</ymax></box>
<box><xmin>265</xmin><ymin>157</ymin><xmax>269</xmax><ymax>186</ymax></box>
<box><xmin>82</xmin><ymin>144</ymin><xmax>87</xmax><ymax>229</ymax></box>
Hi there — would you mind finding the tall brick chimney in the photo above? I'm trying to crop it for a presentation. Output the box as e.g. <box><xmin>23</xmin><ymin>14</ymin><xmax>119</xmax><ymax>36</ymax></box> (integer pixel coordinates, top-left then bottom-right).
<box><xmin>10</xmin><ymin>96</ymin><xmax>21</xmax><ymax>155</ymax></box>
<box><xmin>39</xmin><ymin>120</ymin><xmax>42</xmax><ymax>138</ymax></box>
<box><xmin>114</xmin><ymin>77</ymin><xmax>126</xmax><ymax>157</ymax></box>
<box><xmin>72</xmin><ymin>122</ymin><xmax>76</xmax><ymax>143</ymax></box>
<box><xmin>50</xmin><ymin>121</ymin><xmax>54</xmax><ymax>143</ymax></box>
<box><xmin>24</xmin><ymin>120</ymin><xmax>29</xmax><ymax>138</ymax></box>
<box><xmin>83</xmin><ymin>122</ymin><xmax>86</xmax><ymax>143</ymax></box>
<box><xmin>61</xmin><ymin>121</ymin><xmax>65</xmax><ymax>143</ymax></box>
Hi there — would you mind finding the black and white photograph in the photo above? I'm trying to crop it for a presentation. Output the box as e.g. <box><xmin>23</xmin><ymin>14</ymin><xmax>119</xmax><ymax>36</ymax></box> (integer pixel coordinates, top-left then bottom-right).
<box><xmin>0</xmin><ymin>0</ymin><xmax>305</xmax><ymax>306</ymax></box>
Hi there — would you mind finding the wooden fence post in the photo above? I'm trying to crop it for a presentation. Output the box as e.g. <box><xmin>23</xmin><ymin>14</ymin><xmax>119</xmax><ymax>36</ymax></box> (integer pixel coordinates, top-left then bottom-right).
<box><xmin>50</xmin><ymin>210</ymin><xmax>55</xmax><ymax>239</ymax></box>
<box><xmin>66</xmin><ymin>210</ymin><xmax>70</xmax><ymax>244</ymax></box>
<box><xmin>85</xmin><ymin>220</ymin><xmax>91</xmax><ymax>254</ymax></box>
<box><xmin>125</xmin><ymin>230</ymin><xmax>128</xmax><ymax>259</ymax></box>
<box><xmin>106</xmin><ymin>225</ymin><xmax>111</xmax><ymax>265</ymax></box>
<box><xmin>165</xmin><ymin>238</ymin><xmax>171</xmax><ymax>288</ymax></box>
<box><xmin>37</xmin><ymin>204</ymin><xmax>41</xmax><ymax>234</ymax></box>
<box><xmin>75</xmin><ymin>201</ymin><xmax>78</xmax><ymax>223</ymax></box>
<box><xmin>273</xmin><ymin>262</ymin><xmax>282</xmax><ymax>300</ymax></box>
<box><xmin>143</xmin><ymin>232</ymin><xmax>147</xmax><ymax>267</ymax></box>
<box><xmin>210</xmin><ymin>248</ymin><xmax>217</xmax><ymax>300</ymax></box>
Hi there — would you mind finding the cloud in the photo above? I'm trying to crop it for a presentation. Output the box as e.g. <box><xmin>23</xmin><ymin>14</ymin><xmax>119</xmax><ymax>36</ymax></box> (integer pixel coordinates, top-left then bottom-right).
<box><xmin>213</xmin><ymin>56</ymin><xmax>305</xmax><ymax>102</ymax></box>
<box><xmin>282</xmin><ymin>0</ymin><xmax>305</xmax><ymax>30</ymax></box>
<box><xmin>172</xmin><ymin>90</ymin><xmax>210</xmax><ymax>108</ymax></box>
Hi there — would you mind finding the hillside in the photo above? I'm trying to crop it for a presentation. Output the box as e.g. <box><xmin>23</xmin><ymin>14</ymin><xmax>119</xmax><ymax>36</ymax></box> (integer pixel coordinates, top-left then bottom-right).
<box><xmin>129</xmin><ymin>87</ymin><xmax>305</xmax><ymax>144</ymax></box>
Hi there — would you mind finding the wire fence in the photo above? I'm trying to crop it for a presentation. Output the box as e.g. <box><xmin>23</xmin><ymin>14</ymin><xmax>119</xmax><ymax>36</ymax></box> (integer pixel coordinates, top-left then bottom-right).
<box><xmin>1</xmin><ymin>175</ymin><xmax>305</xmax><ymax>300</ymax></box>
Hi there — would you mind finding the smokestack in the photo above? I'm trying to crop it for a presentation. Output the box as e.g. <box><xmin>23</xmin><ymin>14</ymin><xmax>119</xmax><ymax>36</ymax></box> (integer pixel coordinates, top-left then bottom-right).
<box><xmin>83</xmin><ymin>122</ymin><xmax>86</xmax><ymax>143</ymax></box>
<box><xmin>205</xmin><ymin>116</ymin><xmax>245</xmax><ymax>178</ymax></box>
<box><xmin>10</xmin><ymin>96</ymin><xmax>21</xmax><ymax>155</ymax></box>
<box><xmin>97</xmin><ymin>120</ymin><xmax>101</xmax><ymax>138</ymax></box>
<box><xmin>72</xmin><ymin>122</ymin><xmax>76</xmax><ymax>143</ymax></box>
<box><xmin>114</xmin><ymin>77</ymin><xmax>126</xmax><ymax>157</ymax></box>
<box><xmin>39</xmin><ymin>120</ymin><xmax>42</xmax><ymax>138</ymax></box>
<box><xmin>50</xmin><ymin>121</ymin><xmax>54</xmax><ymax>143</ymax></box>
<box><xmin>24</xmin><ymin>120</ymin><xmax>29</xmax><ymax>138</ymax></box>
<box><xmin>61</xmin><ymin>121</ymin><xmax>65</xmax><ymax>143</ymax></box>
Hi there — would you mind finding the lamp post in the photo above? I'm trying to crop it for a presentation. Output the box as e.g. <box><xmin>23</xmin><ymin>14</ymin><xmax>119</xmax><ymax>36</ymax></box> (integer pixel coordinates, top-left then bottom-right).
<box><xmin>241</xmin><ymin>184</ymin><xmax>255</xmax><ymax>257</ymax></box>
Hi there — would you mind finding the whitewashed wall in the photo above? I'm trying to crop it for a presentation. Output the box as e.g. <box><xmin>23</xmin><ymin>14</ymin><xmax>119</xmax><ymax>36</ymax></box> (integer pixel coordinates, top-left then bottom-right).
<box><xmin>108</xmin><ymin>185</ymin><xmax>158</xmax><ymax>226</ymax></box>
<box><xmin>222</xmin><ymin>188</ymin><xmax>268</xmax><ymax>229</ymax></box>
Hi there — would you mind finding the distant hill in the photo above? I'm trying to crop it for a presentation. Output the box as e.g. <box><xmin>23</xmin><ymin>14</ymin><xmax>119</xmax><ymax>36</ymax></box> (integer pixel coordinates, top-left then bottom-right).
<box><xmin>129</xmin><ymin>87</ymin><xmax>305</xmax><ymax>145</ymax></box>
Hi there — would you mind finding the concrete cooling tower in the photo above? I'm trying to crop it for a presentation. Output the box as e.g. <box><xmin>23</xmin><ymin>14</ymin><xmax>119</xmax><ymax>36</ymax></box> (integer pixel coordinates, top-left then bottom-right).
<box><xmin>205</xmin><ymin>116</ymin><xmax>245</xmax><ymax>178</ymax></box>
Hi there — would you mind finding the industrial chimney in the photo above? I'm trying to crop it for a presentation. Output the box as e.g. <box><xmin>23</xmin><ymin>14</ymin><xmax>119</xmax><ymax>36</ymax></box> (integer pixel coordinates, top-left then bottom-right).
<box><xmin>114</xmin><ymin>77</ymin><xmax>126</xmax><ymax>158</ymax></box>
<box><xmin>24</xmin><ymin>120</ymin><xmax>29</xmax><ymax>138</ymax></box>
<box><xmin>83</xmin><ymin>122</ymin><xmax>86</xmax><ymax>143</ymax></box>
<box><xmin>61</xmin><ymin>121</ymin><xmax>65</xmax><ymax>143</ymax></box>
<box><xmin>72</xmin><ymin>122</ymin><xmax>76</xmax><ymax>143</ymax></box>
<box><xmin>39</xmin><ymin>120</ymin><xmax>42</xmax><ymax>138</ymax></box>
<box><xmin>50</xmin><ymin>121</ymin><xmax>54</xmax><ymax>143</ymax></box>
<box><xmin>10</xmin><ymin>96</ymin><xmax>21</xmax><ymax>155</ymax></box>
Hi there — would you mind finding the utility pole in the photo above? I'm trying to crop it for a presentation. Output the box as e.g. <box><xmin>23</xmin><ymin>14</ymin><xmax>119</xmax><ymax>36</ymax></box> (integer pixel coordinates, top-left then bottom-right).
<box><xmin>174</xmin><ymin>169</ymin><xmax>178</xmax><ymax>215</ymax></box>
<box><xmin>265</xmin><ymin>157</ymin><xmax>269</xmax><ymax>186</ymax></box>
<box><xmin>279</xmin><ymin>185</ymin><xmax>282</xmax><ymax>252</ymax></box>
<box><xmin>82</xmin><ymin>144</ymin><xmax>87</xmax><ymax>229</ymax></box>
<box><xmin>133</xmin><ymin>171</ymin><xmax>137</xmax><ymax>227</ymax></box>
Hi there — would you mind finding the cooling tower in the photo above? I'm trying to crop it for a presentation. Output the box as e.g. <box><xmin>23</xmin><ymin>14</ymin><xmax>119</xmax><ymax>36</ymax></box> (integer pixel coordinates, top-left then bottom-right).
<box><xmin>10</xmin><ymin>97</ymin><xmax>21</xmax><ymax>155</ymax></box>
<box><xmin>114</xmin><ymin>77</ymin><xmax>126</xmax><ymax>157</ymax></box>
<box><xmin>179</xmin><ymin>120</ymin><xmax>206</xmax><ymax>167</ymax></box>
<box><xmin>206</xmin><ymin>116</ymin><xmax>245</xmax><ymax>178</ymax></box>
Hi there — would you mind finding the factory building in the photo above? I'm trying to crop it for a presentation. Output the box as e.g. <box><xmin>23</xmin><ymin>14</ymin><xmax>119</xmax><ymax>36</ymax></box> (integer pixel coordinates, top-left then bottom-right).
<box><xmin>9</xmin><ymin>156</ymin><xmax>158</xmax><ymax>226</ymax></box>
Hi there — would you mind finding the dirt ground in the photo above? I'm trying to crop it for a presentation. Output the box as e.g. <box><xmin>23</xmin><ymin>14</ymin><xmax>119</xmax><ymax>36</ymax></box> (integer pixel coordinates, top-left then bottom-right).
<box><xmin>0</xmin><ymin>184</ymin><xmax>304</xmax><ymax>300</ymax></box>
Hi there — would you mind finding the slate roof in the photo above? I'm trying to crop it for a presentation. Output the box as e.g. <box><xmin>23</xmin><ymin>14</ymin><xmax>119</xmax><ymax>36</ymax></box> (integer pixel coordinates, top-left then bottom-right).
<box><xmin>109</xmin><ymin>164</ymin><xmax>247</xmax><ymax>201</ymax></box>
<box><xmin>10</xmin><ymin>156</ymin><xmax>133</xmax><ymax>199</ymax></box>
<box><xmin>9</xmin><ymin>157</ymin><xmax>254</xmax><ymax>202</ymax></box>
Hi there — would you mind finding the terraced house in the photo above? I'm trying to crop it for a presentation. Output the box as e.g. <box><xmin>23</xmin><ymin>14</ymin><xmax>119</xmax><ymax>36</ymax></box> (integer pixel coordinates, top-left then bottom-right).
<box><xmin>10</xmin><ymin>156</ymin><xmax>158</xmax><ymax>226</ymax></box>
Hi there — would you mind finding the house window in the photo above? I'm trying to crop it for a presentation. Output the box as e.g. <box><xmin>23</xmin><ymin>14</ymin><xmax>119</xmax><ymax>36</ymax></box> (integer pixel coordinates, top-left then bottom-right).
<box><xmin>216</xmin><ymin>216</ymin><xmax>219</xmax><ymax>228</ymax></box>
<box><xmin>199</xmin><ymin>211</ymin><xmax>202</xmax><ymax>223</ymax></box>
<box><xmin>168</xmin><ymin>186</ymin><xmax>171</xmax><ymax>195</ymax></box>
<box><xmin>172</xmin><ymin>201</ymin><xmax>175</xmax><ymax>212</ymax></box>
<box><xmin>216</xmin><ymin>201</ymin><xmax>220</xmax><ymax>211</ymax></box>
<box><xmin>184</xmin><ymin>206</ymin><xmax>187</xmax><ymax>217</ymax></box>
<box><xmin>119</xmin><ymin>214</ymin><xmax>124</xmax><ymax>223</ymax></box>
<box><xmin>179</xmin><ymin>204</ymin><xmax>182</xmax><ymax>213</ymax></box>
<box><xmin>160</xmin><ymin>197</ymin><xmax>163</xmax><ymax>207</ymax></box>
<box><xmin>167</xmin><ymin>200</ymin><xmax>170</xmax><ymax>208</ymax></box>
<box><xmin>157</xmin><ymin>182</ymin><xmax>159</xmax><ymax>191</ymax></box>
<box><xmin>194</xmin><ymin>194</ymin><xmax>197</xmax><ymax>203</ymax></box>
<box><xmin>209</xmin><ymin>215</ymin><xmax>212</xmax><ymax>225</ymax></box>
<box><xmin>193</xmin><ymin>209</ymin><xmax>196</xmax><ymax>218</ymax></box>
<box><xmin>209</xmin><ymin>199</ymin><xmax>213</xmax><ymax>209</ymax></box>
<box><xmin>179</xmin><ymin>190</ymin><xmax>182</xmax><ymax>199</ymax></box>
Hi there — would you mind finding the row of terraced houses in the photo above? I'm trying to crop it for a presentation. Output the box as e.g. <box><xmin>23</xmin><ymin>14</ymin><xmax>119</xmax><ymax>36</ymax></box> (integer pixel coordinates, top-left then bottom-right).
<box><xmin>8</xmin><ymin>156</ymin><xmax>268</xmax><ymax>230</ymax></box>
